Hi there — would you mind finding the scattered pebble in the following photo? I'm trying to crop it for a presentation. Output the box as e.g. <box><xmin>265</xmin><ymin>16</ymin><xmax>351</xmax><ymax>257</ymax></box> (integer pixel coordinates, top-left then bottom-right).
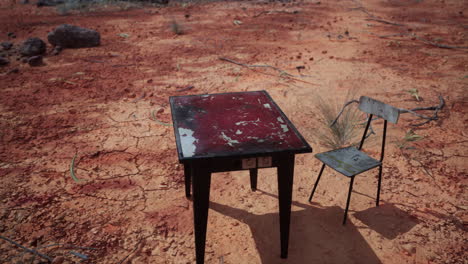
<box><xmin>1</xmin><ymin>41</ymin><xmax>13</xmax><ymax>50</ymax></box>
<box><xmin>20</xmin><ymin>37</ymin><xmax>46</xmax><ymax>56</ymax></box>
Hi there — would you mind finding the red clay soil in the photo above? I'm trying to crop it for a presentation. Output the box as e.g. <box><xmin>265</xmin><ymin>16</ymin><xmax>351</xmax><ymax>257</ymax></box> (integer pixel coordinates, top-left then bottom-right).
<box><xmin>0</xmin><ymin>0</ymin><xmax>467</xmax><ymax>263</ymax></box>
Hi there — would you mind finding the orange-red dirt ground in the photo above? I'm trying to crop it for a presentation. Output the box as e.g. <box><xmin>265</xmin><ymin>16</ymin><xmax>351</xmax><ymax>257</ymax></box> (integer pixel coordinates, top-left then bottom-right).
<box><xmin>0</xmin><ymin>0</ymin><xmax>467</xmax><ymax>263</ymax></box>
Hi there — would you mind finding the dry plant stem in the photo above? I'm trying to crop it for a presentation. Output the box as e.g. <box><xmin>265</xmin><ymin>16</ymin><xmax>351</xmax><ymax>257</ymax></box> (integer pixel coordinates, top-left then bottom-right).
<box><xmin>331</xmin><ymin>96</ymin><xmax>445</xmax><ymax>128</ymax></box>
<box><xmin>218</xmin><ymin>57</ymin><xmax>317</xmax><ymax>85</ymax></box>
<box><xmin>372</xmin><ymin>32</ymin><xmax>468</xmax><ymax>49</ymax></box>
<box><xmin>410</xmin><ymin>96</ymin><xmax>445</xmax><ymax>126</ymax></box>
<box><xmin>365</xmin><ymin>18</ymin><xmax>403</xmax><ymax>26</ymax></box>
<box><xmin>402</xmin><ymin>153</ymin><xmax>442</xmax><ymax>190</ymax></box>
<box><xmin>330</xmin><ymin>99</ymin><xmax>359</xmax><ymax>127</ymax></box>
<box><xmin>411</xmin><ymin>34</ymin><xmax>468</xmax><ymax>49</ymax></box>
<box><xmin>118</xmin><ymin>241</ymin><xmax>141</xmax><ymax>264</ymax></box>
<box><xmin>352</xmin><ymin>0</ymin><xmax>468</xmax><ymax>49</ymax></box>
<box><xmin>0</xmin><ymin>235</ymin><xmax>53</xmax><ymax>263</ymax></box>
<box><xmin>82</xmin><ymin>59</ymin><xmax>105</xmax><ymax>63</ymax></box>
<box><xmin>253</xmin><ymin>10</ymin><xmax>298</xmax><ymax>18</ymax></box>
<box><xmin>219</xmin><ymin>57</ymin><xmax>298</xmax><ymax>77</ymax></box>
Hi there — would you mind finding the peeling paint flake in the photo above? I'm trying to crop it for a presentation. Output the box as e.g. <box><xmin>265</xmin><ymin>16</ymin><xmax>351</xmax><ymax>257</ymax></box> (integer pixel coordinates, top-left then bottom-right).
<box><xmin>263</xmin><ymin>103</ymin><xmax>272</xmax><ymax>109</ymax></box>
<box><xmin>235</xmin><ymin>130</ymin><xmax>243</xmax><ymax>135</ymax></box>
<box><xmin>178</xmin><ymin>128</ymin><xmax>197</xmax><ymax>157</ymax></box>
<box><xmin>235</xmin><ymin>118</ymin><xmax>260</xmax><ymax>126</ymax></box>
<box><xmin>277</xmin><ymin>117</ymin><xmax>285</xmax><ymax>123</ymax></box>
<box><xmin>280</xmin><ymin>124</ymin><xmax>289</xmax><ymax>133</ymax></box>
<box><xmin>220</xmin><ymin>132</ymin><xmax>240</xmax><ymax>147</ymax></box>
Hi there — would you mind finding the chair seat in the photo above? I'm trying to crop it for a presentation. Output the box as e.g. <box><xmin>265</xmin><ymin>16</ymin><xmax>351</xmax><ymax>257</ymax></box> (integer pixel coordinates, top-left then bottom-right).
<box><xmin>315</xmin><ymin>146</ymin><xmax>381</xmax><ymax>177</ymax></box>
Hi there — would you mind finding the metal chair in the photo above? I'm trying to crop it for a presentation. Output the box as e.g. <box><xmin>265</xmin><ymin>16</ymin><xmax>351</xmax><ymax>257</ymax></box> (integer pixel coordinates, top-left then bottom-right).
<box><xmin>308</xmin><ymin>96</ymin><xmax>400</xmax><ymax>225</ymax></box>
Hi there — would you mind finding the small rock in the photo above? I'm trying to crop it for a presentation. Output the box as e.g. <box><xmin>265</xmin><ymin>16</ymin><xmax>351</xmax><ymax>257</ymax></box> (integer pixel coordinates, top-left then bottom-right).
<box><xmin>28</xmin><ymin>55</ymin><xmax>43</xmax><ymax>67</ymax></box>
<box><xmin>401</xmin><ymin>243</ymin><xmax>416</xmax><ymax>255</ymax></box>
<box><xmin>48</xmin><ymin>24</ymin><xmax>100</xmax><ymax>48</ymax></box>
<box><xmin>7</xmin><ymin>32</ymin><xmax>16</xmax><ymax>39</ymax></box>
<box><xmin>20</xmin><ymin>37</ymin><xmax>46</xmax><ymax>56</ymax></box>
<box><xmin>37</xmin><ymin>0</ymin><xmax>64</xmax><ymax>7</ymax></box>
<box><xmin>51</xmin><ymin>45</ymin><xmax>62</xmax><ymax>55</ymax></box>
<box><xmin>1</xmin><ymin>41</ymin><xmax>13</xmax><ymax>50</ymax></box>
<box><xmin>0</xmin><ymin>57</ymin><xmax>9</xmax><ymax>66</ymax></box>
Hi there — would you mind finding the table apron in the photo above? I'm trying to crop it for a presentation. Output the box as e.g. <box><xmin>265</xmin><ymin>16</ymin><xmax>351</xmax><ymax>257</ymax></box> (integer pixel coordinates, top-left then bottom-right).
<box><xmin>182</xmin><ymin>154</ymin><xmax>292</xmax><ymax>173</ymax></box>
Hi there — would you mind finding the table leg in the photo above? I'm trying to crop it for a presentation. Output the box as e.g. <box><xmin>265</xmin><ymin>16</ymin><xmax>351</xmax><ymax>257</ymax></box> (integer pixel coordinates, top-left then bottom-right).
<box><xmin>184</xmin><ymin>163</ymin><xmax>192</xmax><ymax>198</ymax></box>
<box><xmin>192</xmin><ymin>164</ymin><xmax>212</xmax><ymax>264</ymax></box>
<box><xmin>249</xmin><ymin>168</ymin><xmax>258</xmax><ymax>191</ymax></box>
<box><xmin>277</xmin><ymin>154</ymin><xmax>295</xmax><ymax>259</ymax></box>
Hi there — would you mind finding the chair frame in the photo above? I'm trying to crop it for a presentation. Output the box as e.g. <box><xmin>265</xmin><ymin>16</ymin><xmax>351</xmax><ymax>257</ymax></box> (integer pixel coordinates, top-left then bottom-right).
<box><xmin>308</xmin><ymin>96</ymin><xmax>399</xmax><ymax>225</ymax></box>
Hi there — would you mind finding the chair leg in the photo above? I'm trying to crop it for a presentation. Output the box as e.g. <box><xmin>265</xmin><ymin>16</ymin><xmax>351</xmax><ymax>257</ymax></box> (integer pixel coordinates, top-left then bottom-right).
<box><xmin>343</xmin><ymin>176</ymin><xmax>355</xmax><ymax>225</ymax></box>
<box><xmin>308</xmin><ymin>164</ymin><xmax>326</xmax><ymax>202</ymax></box>
<box><xmin>376</xmin><ymin>165</ymin><xmax>383</xmax><ymax>207</ymax></box>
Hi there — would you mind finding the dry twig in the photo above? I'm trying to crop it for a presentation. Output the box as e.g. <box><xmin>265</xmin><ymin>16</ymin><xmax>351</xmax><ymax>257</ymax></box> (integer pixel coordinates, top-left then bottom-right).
<box><xmin>365</xmin><ymin>18</ymin><xmax>404</xmax><ymax>26</ymax></box>
<box><xmin>253</xmin><ymin>10</ymin><xmax>299</xmax><ymax>18</ymax></box>
<box><xmin>0</xmin><ymin>235</ymin><xmax>54</xmax><ymax>263</ymax></box>
<box><xmin>176</xmin><ymin>85</ymin><xmax>194</xmax><ymax>92</ymax></box>
<box><xmin>331</xmin><ymin>96</ymin><xmax>445</xmax><ymax>128</ymax></box>
<box><xmin>219</xmin><ymin>57</ymin><xmax>317</xmax><ymax>85</ymax></box>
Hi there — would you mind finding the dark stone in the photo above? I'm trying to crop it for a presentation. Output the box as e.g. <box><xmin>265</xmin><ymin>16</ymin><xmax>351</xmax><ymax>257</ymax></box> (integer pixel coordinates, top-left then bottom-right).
<box><xmin>0</xmin><ymin>57</ymin><xmax>9</xmax><ymax>66</ymax></box>
<box><xmin>21</xmin><ymin>0</ymin><xmax>29</xmax><ymax>4</ymax></box>
<box><xmin>28</xmin><ymin>55</ymin><xmax>43</xmax><ymax>67</ymax></box>
<box><xmin>7</xmin><ymin>32</ymin><xmax>16</xmax><ymax>38</ymax></box>
<box><xmin>1</xmin><ymin>41</ymin><xmax>13</xmax><ymax>50</ymax></box>
<box><xmin>154</xmin><ymin>0</ymin><xmax>169</xmax><ymax>4</ymax></box>
<box><xmin>48</xmin><ymin>24</ymin><xmax>100</xmax><ymax>48</ymax></box>
<box><xmin>20</xmin><ymin>37</ymin><xmax>46</xmax><ymax>56</ymax></box>
<box><xmin>37</xmin><ymin>0</ymin><xmax>64</xmax><ymax>7</ymax></box>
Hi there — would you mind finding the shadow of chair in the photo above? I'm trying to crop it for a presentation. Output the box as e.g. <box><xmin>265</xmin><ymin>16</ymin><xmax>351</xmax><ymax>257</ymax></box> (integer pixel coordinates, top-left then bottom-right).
<box><xmin>210</xmin><ymin>190</ymin><xmax>383</xmax><ymax>264</ymax></box>
<box><xmin>353</xmin><ymin>203</ymin><xmax>420</xmax><ymax>240</ymax></box>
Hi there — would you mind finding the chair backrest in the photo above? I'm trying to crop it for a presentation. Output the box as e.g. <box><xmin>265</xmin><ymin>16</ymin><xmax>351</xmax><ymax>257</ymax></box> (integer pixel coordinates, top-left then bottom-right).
<box><xmin>357</xmin><ymin>96</ymin><xmax>399</xmax><ymax>161</ymax></box>
<box><xmin>358</xmin><ymin>96</ymin><xmax>400</xmax><ymax>124</ymax></box>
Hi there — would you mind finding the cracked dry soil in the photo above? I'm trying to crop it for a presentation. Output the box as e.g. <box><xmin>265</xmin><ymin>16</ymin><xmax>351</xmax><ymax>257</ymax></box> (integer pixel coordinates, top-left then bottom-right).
<box><xmin>0</xmin><ymin>0</ymin><xmax>467</xmax><ymax>263</ymax></box>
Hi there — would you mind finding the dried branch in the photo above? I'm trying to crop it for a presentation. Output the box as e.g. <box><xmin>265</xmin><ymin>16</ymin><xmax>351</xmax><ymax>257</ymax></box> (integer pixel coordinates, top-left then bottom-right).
<box><xmin>219</xmin><ymin>57</ymin><xmax>298</xmax><ymax>77</ymax></box>
<box><xmin>218</xmin><ymin>57</ymin><xmax>317</xmax><ymax>85</ymax></box>
<box><xmin>369</xmin><ymin>32</ymin><xmax>407</xmax><ymax>38</ymax></box>
<box><xmin>82</xmin><ymin>59</ymin><xmax>105</xmax><ymax>63</ymax></box>
<box><xmin>118</xmin><ymin>240</ymin><xmax>141</xmax><ymax>264</ymax></box>
<box><xmin>411</xmin><ymin>34</ymin><xmax>468</xmax><ymax>49</ymax></box>
<box><xmin>365</xmin><ymin>18</ymin><xmax>404</xmax><ymax>26</ymax></box>
<box><xmin>330</xmin><ymin>100</ymin><xmax>359</xmax><ymax>127</ymax></box>
<box><xmin>176</xmin><ymin>85</ymin><xmax>194</xmax><ymax>92</ymax></box>
<box><xmin>0</xmin><ymin>235</ymin><xmax>53</xmax><ymax>263</ymax></box>
<box><xmin>253</xmin><ymin>10</ymin><xmax>299</xmax><ymax>18</ymax></box>
<box><xmin>409</xmin><ymin>96</ymin><xmax>445</xmax><ymax>126</ymax></box>
<box><xmin>331</xmin><ymin>96</ymin><xmax>445</xmax><ymax>128</ymax></box>
<box><xmin>370</xmin><ymin>32</ymin><xmax>468</xmax><ymax>49</ymax></box>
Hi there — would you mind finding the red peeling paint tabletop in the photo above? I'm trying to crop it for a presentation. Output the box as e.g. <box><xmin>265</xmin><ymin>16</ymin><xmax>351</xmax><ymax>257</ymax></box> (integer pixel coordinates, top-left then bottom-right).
<box><xmin>170</xmin><ymin>90</ymin><xmax>312</xmax><ymax>161</ymax></box>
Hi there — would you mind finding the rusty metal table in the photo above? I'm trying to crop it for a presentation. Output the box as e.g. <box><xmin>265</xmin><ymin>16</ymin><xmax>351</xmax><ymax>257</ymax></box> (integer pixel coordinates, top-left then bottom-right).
<box><xmin>169</xmin><ymin>91</ymin><xmax>312</xmax><ymax>263</ymax></box>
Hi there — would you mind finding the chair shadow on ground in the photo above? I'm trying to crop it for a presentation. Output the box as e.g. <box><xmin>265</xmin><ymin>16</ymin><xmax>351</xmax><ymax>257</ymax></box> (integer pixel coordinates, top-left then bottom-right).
<box><xmin>210</xmin><ymin>189</ymin><xmax>389</xmax><ymax>264</ymax></box>
<box><xmin>352</xmin><ymin>190</ymin><xmax>420</xmax><ymax>239</ymax></box>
